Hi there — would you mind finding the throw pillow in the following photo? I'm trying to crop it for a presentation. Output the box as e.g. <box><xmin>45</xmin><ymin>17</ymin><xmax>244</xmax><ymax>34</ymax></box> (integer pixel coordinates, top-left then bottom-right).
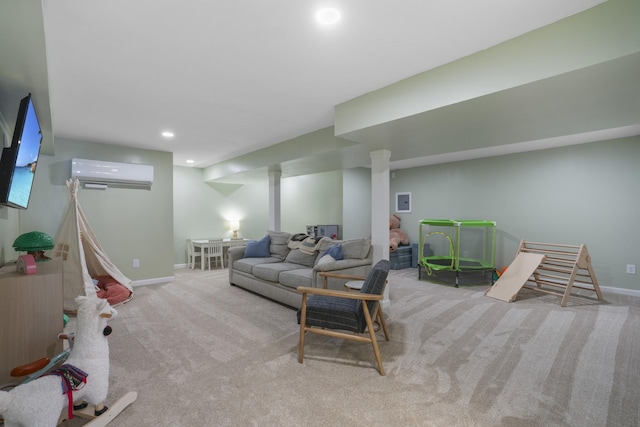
<box><xmin>322</xmin><ymin>244</ymin><xmax>343</xmax><ymax>260</ymax></box>
<box><xmin>315</xmin><ymin>254</ymin><xmax>335</xmax><ymax>266</ymax></box>
<box><xmin>285</xmin><ymin>248</ymin><xmax>318</xmax><ymax>268</ymax></box>
<box><xmin>341</xmin><ymin>238</ymin><xmax>370</xmax><ymax>259</ymax></box>
<box><xmin>317</xmin><ymin>237</ymin><xmax>337</xmax><ymax>253</ymax></box>
<box><xmin>267</xmin><ymin>230</ymin><xmax>291</xmax><ymax>260</ymax></box>
<box><xmin>244</xmin><ymin>235</ymin><xmax>271</xmax><ymax>258</ymax></box>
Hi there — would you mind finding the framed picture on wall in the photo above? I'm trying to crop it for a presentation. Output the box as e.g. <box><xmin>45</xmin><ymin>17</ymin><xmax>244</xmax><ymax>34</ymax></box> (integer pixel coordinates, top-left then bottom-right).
<box><xmin>395</xmin><ymin>192</ymin><xmax>411</xmax><ymax>213</ymax></box>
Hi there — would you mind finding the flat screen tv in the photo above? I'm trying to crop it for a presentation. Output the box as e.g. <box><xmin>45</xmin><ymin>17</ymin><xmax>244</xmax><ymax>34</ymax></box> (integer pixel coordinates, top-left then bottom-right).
<box><xmin>0</xmin><ymin>94</ymin><xmax>42</xmax><ymax>209</ymax></box>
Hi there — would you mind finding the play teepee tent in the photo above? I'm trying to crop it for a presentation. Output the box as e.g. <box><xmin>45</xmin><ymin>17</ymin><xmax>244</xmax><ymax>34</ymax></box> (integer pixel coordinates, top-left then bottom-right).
<box><xmin>54</xmin><ymin>178</ymin><xmax>133</xmax><ymax>311</ymax></box>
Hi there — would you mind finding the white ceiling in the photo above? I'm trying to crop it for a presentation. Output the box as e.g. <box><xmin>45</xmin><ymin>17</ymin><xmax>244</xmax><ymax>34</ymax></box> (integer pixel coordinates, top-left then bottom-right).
<box><xmin>38</xmin><ymin>0</ymin><xmax>617</xmax><ymax>176</ymax></box>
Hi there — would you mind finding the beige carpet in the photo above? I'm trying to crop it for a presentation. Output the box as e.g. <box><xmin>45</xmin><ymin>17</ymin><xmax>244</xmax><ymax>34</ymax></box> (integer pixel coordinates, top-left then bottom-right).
<box><xmin>63</xmin><ymin>268</ymin><xmax>640</xmax><ymax>426</ymax></box>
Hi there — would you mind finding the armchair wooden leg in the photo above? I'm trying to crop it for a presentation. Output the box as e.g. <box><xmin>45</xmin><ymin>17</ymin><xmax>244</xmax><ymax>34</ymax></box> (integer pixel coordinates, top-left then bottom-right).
<box><xmin>298</xmin><ymin>294</ymin><xmax>307</xmax><ymax>363</ymax></box>
<box><xmin>377</xmin><ymin>308</ymin><xmax>389</xmax><ymax>341</ymax></box>
<box><xmin>363</xmin><ymin>303</ymin><xmax>385</xmax><ymax>376</ymax></box>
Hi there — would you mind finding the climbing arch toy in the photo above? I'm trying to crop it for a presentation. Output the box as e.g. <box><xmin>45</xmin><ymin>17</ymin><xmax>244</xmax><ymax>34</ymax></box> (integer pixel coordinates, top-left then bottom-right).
<box><xmin>485</xmin><ymin>240</ymin><xmax>603</xmax><ymax>306</ymax></box>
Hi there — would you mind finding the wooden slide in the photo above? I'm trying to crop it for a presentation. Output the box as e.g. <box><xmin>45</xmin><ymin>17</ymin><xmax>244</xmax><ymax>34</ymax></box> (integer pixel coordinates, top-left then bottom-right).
<box><xmin>485</xmin><ymin>240</ymin><xmax>602</xmax><ymax>306</ymax></box>
<box><xmin>485</xmin><ymin>252</ymin><xmax>545</xmax><ymax>303</ymax></box>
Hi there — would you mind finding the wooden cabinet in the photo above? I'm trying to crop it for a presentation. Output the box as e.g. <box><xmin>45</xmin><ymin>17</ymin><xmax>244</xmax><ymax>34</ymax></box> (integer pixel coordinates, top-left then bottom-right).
<box><xmin>0</xmin><ymin>259</ymin><xmax>63</xmax><ymax>386</ymax></box>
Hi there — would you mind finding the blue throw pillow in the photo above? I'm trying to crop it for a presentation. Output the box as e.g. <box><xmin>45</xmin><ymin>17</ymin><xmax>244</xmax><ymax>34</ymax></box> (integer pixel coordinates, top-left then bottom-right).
<box><xmin>244</xmin><ymin>235</ymin><xmax>271</xmax><ymax>258</ymax></box>
<box><xmin>322</xmin><ymin>244</ymin><xmax>343</xmax><ymax>260</ymax></box>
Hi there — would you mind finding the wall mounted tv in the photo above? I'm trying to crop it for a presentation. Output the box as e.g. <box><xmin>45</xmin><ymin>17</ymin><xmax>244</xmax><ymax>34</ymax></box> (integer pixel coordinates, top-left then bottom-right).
<box><xmin>0</xmin><ymin>93</ymin><xmax>43</xmax><ymax>209</ymax></box>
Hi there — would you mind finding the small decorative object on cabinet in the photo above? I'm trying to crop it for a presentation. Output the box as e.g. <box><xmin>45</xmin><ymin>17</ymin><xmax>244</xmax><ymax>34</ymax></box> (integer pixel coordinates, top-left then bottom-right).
<box><xmin>16</xmin><ymin>254</ymin><xmax>37</xmax><ymax>274</ymax></box>
<box><xmin>306</xmin><ymin>224</ymin><xmax>339</xmax><ymax>239</ymax></box>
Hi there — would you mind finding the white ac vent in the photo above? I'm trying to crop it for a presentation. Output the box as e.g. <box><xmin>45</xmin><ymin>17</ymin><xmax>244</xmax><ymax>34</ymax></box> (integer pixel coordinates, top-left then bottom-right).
<box><xmin>71</xmin><ymin>158</ymin><xmax>154</xmax><ymax>188</ymax></box>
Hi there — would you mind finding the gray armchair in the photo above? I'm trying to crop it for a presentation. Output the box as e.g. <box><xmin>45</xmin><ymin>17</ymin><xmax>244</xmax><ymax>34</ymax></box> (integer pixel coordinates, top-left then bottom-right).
<box><xmin>296</xmin><ymin>259</ymin><xmax>390</xmax><ymax>375</ymax></box>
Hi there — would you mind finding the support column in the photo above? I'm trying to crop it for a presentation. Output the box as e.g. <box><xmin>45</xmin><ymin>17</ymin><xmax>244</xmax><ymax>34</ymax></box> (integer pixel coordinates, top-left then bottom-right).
<box><xmin>370</xmin><ymin>150</ymin><xmax>391</xmax><ymax>307</ymax></box>
<box><xmin>268</xmin><ymin>168</ymin><xmax>281</xmax><ymax>231</ymax></box>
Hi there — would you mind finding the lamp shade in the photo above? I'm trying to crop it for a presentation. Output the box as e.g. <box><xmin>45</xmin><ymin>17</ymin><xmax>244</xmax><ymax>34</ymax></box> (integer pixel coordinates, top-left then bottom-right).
<box><xmin>230</xmin><ymin>220</ymin><xmax>240</xmax><ymax>231</ymax></box>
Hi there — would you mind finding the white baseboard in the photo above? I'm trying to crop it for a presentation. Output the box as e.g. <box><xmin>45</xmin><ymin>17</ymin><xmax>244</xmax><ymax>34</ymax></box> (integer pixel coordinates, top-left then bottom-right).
<box><xmin>600</xmin><ymin>285</ymin><xmax>640</xmax><ymax>298</ymax></box>
<box><xmin>131</xmin><ymin>276</ymin><xmax>175</xmax><ymax>287</ymax></box>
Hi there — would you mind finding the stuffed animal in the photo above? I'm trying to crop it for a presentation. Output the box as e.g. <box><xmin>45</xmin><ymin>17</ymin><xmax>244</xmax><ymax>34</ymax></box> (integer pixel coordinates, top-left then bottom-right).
<box><xmin>389</xmin><ymin>214</ymin><xmax>409</xmax><ymax>252</ymax></box>
<box><xmin>0</xmin><ymin>294</ymin><xmax>116</xmax><ymax>427</ymax></box>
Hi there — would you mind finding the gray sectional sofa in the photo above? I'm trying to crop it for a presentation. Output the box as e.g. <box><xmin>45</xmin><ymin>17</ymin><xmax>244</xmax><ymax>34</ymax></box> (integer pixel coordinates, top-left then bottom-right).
<box><xmin>228</xmin><ymin>230</ymin><xmax>373</xmax><ymax>308</ymax></box>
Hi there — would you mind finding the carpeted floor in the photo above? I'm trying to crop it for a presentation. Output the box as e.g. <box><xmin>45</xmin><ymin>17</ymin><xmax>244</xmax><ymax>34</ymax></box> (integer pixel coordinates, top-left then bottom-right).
<box><xmin>63</xmin><ymin>267</ymin><xmax>640</xmax><ymax>426</ymax></box>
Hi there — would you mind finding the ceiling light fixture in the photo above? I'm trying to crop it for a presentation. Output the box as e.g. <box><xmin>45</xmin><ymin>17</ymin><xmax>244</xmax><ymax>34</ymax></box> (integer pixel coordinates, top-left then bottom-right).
<box><xmin>315</xmin><ymin>7</ymin><xmax>341</xmax><ymax>25</ymax></box>
<box><xmin>161</xmin><ymin>131</ymin><xmax>174</xmax><ymax>138</ymax></box>
<box><xmin>186</xmin><ymin>159</ymin><xmax>195</xmax><ymax>164</ymax></box>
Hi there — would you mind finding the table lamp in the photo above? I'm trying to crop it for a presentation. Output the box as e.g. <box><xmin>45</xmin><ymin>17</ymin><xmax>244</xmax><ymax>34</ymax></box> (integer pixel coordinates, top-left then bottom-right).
<box><xmin>230</xmin><ymin>220</ymin><xmax>240</xmax><ymax>238</ymax></box>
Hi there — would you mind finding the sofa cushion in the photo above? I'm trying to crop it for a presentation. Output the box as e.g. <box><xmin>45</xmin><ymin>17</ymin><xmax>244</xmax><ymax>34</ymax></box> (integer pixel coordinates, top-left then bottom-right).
<box><xmin>341</xmin><ymin>238</ymin><xmax>370</xmax><ymax>259</ymax></box>
<box><xmin>285</xmin><ymin>248</ymin><xmax>318</xmax><ymax>268</ymax></box>
<box><xmin>279</xmin><ymin>268</ymin><xmax>313</xmax><ymax>289</ymax></box>
<box><xmin>317</xmin><ymin>238</ymin><xmax>337</xmax><ymax>253</ymax></box>
<box><xmin>253</xmin><ymin>262</ymin><xmax>300</xmax><ymax>283</ymax></box>
<box><xmin>267</xmin><ymin>230</ymin><xmax>291</xmax><ymax>260</ymax></box>
<box><xmin>244</xmin><ymin>235</ymin><xmax>271</xmax><ymax>258</ymax></box>
<box><xmin>233</xmin><ymin>256</ymin><xmax>282</xmax><ymax>274</ymax></box>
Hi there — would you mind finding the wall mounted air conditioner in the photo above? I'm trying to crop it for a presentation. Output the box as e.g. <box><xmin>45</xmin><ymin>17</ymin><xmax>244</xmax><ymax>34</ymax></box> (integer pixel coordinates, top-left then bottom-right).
<box><xmin>71</xmin><ymin>158</ymin><xmax>154</xmax><ymax>188</ymax></box>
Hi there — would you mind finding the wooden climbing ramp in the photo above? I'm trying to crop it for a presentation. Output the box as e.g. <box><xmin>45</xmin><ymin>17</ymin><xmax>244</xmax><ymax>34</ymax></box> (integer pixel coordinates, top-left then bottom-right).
<box><xmin>485</xmin><ymin>240</ymin><xmax>603</xmax><ymax>307</ymax></box>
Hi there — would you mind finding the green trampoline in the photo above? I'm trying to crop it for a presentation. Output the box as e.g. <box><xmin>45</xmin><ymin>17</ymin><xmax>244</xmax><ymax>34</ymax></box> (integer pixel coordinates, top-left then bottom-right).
<box><xmin>418</xmin><ymin>219</ymin><xmax>496</xmax><ymax>287</ymax></box>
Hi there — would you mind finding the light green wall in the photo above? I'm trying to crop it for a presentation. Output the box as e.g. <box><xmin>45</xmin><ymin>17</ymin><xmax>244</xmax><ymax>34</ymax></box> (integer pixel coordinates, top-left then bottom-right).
<box><xmin>389</xmin><ymin>138</ymin><xmax>640</xmax><ymax>291</ymax></box>
<box><xmin>343</xmin><ymin>167</ymin><xmax>372</xmax><ymax>240</ymax></box>
<box><xmin>173</xmin><ymin>168</ymin><xmax>344</xmax><ymax>265</ymax></box>
<box><xmin>282</xmin><ymin>170</ymin><xmax>343</xmax><ymax>237</ymax></box>
<box><xmin>9</xmin><ymin>138</ymin><xmax>175</xmax><ymax>281</ymax></box>
<box><xmin>0</xmin><ymin>204</ymin><xmax>20</xmax><ymax>265</ymax></box>
<box><xmin>5</xmin><ymin>135</ymin><xmax>637</xmax><ymax>295</ymax></box>
<box><xmin>173</xmin><ymin>166</ymin><xmax>270</xmax><ymax>263</ymax></box>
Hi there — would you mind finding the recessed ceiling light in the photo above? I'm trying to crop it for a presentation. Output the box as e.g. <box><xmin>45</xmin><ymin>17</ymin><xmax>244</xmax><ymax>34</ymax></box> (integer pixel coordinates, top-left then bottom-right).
<box><xmin>161</xmin><ymin>131</ymin><xmax>174</xmax><ymax>138</ymax></box>
<box><xmin>186</xmin><ymin>159</ymin><xmax>195</xmax><ymax>164</ymax></box>
<box><xmin>315</xmin><ymin>7</ymin><xmax>341</xmax><ymax>25</ymax></box>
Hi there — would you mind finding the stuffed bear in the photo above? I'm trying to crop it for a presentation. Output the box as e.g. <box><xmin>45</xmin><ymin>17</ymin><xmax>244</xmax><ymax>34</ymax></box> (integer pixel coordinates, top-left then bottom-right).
<box><xmin>389</xmin><ymin>214</ymin><xmax>409</xmax><ymax>252</ymax></box>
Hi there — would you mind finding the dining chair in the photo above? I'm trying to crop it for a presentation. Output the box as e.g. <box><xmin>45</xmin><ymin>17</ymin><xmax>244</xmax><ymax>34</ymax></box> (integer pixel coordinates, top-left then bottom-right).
<box><xmin>205</xmin><ymin>239</ymin><xmax>224</xmax><ymax>269</ymax></box>
<box><xmin>225</xmin><ymin>238</ymin><xmax>247</xmax><ymax>265</ymax></box>
<box><xmin>186</xmin><ymin>239</ymin><xmax>201</xmax><ymax>269</ymax></box>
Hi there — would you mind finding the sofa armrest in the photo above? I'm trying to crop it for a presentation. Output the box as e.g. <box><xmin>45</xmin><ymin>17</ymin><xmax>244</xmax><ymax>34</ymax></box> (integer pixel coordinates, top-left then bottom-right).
<box><xmin>314</xmin><ymin>258</ymin><xmax>371</xmax><ymax>272</ymax></box>
<box><xmin>228</xmin><ymin>245</ymin><xmax>246</xmax><ymax>282</ymax></box>
<box><xmin>318</xmin><ymin>271</ymin><xmax>366</xmax><ymax>289</ymax></box>
<box><xmin>312</xmin><ymin>258</ymin><xmax>372</xmax><ymax>289</ymax></box>
<box><xmin>318</xmin><ymin>271</ymin><xmax>365</xmax><ymax>281</ymax></box>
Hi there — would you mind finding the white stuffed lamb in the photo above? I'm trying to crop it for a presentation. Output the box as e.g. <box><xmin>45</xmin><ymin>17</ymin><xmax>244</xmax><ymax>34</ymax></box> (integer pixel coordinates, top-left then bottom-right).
<box><xmin>0</xmin><ymin>294</ymin><xmax>116</xmax><ymax>427</ymax></box>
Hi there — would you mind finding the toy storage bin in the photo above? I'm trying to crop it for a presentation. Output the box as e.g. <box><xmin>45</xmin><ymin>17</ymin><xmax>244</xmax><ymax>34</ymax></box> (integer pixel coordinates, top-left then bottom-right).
<box><xmin>390</xmin><ymin>245</ymin><xmax>412</xmax><ymax>270</ymax></box>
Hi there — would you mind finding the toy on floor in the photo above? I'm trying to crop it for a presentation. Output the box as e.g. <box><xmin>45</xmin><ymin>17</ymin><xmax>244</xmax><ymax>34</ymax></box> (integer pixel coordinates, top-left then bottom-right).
<box><xmin>418</xmin><ymin>219</ymin><xmax>496</xmax><ymax>287</ymax></box>
<box><xmin>389</xmin><ymin>214</ymin><xmax>409</xmax><ymax>252</ymax></box>
<box><xmin>0</xmin><ymin>294</ymin><xmax>136</xmax><ymax>427</ymax></box>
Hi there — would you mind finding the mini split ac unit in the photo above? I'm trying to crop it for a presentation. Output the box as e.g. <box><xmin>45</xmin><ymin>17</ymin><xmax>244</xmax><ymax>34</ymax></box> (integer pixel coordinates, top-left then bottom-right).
<box><xmin>71</xmin><ymin>158</ymin><xmax>154</xmax><ymax>188</ymax></box>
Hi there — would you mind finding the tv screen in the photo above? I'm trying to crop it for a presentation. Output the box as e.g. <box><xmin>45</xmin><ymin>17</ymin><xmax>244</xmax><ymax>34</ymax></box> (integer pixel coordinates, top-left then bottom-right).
<box><xmin>0</xmin><ymin>94</ymin><xmax>42</xmax><ymax>209</ymax></box>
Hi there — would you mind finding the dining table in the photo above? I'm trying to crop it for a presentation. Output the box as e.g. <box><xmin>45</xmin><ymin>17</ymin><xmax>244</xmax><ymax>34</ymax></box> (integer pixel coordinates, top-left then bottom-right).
<box><xmin>191</xmin><ymin>238</ymin><xmax>249</xmax><ymax>270</ymax></box>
